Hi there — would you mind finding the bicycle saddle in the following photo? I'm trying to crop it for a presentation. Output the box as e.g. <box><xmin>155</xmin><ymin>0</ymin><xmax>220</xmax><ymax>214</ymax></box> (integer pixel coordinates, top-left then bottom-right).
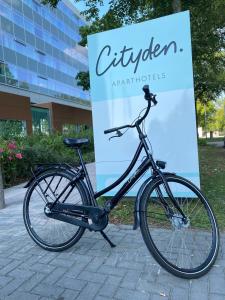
<box><xmin>63</xmin><ymin>138</ymin><xmax>89</xmax><ymax>147</ymax></box>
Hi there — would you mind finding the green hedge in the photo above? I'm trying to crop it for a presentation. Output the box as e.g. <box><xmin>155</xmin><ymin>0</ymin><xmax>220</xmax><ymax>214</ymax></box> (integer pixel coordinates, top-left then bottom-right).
<box><xmin>0</xmin><ymin>128</ymin><xmax>94</xmax><ymax>187</ymax></box>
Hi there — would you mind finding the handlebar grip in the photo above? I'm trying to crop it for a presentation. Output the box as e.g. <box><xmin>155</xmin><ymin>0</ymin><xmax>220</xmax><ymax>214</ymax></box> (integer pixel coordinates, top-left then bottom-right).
<box><xmin>104</xmin><ymin>128</ymin><xmax>117</xmax><ymax>134</ymax></box>
<box><xmin>143</xmin><ymin>85</ymin><xmax>157</xmax><ymax>105</ymax></box>
<box><xmin>143</xmin><ymin>85</ymin><xmax>151</xmax><ymax>100</ymax></box>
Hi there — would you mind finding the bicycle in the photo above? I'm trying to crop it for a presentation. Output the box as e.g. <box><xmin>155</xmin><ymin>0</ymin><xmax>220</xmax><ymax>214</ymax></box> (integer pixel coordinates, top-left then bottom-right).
<box><xmin>23</xmin><ymin>85</ymin><xmax>219</xmax><ymax>279</ymax></box>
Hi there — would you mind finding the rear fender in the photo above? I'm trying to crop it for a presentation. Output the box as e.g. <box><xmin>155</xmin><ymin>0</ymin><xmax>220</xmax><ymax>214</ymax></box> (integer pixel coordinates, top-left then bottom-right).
<box><xmin>24</xmin><ymin>164</ymin><xmax>81</xmax><ymax>188</ymax></box>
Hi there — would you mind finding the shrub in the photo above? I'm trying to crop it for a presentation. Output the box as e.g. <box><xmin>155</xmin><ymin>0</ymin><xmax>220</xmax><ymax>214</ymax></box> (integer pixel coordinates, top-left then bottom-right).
<box><xmin>198</xmin><ymin>138</ymin><xmax>207</xmax><ymax>146</ymax></box>
<box><xmin>0</xmin><ymin>141</ymin><xmax>24</xmax><ymax>186</ymax></box>
<box><xmin>0</xmin><ymin>128</ymin><xmax>94</xmax><ymax>187</ymax></box>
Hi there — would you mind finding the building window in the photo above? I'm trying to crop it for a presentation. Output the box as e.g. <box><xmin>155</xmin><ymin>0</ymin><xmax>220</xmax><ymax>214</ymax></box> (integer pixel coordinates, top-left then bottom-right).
<box><xmin>31</xmin><ymin>107</ymin><xmax>50</xmax><ymax>134</ymax></box>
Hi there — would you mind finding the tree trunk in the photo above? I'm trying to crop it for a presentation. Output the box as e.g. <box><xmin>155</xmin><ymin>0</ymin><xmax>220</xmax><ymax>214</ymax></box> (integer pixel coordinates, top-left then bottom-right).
<box><xmin>172</xmin><ymin>0</ymin><xmax>182</xmax><ymax>12</ymax></box>
<box><xmin>0</xmin><ymin>164</ymin><xmax>6</xmax><ymax>209</ymax></box>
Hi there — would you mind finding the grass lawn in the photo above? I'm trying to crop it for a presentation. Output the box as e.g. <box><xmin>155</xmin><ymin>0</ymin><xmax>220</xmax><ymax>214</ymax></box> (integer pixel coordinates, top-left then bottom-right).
<box><xmin>199</xmin><ymin>145</ymin><xmax>225</xmax><ymax>230</ymax></box>
<box><xmin>100</xmin><ymin>145</ymin><xmax>225</xmax><ymax>230</ymax></box>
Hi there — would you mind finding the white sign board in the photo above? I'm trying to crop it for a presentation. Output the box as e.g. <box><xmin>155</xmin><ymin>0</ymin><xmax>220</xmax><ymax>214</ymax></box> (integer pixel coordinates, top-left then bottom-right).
<box><xmin>88</xmin><ymin>11</ymin><xmax>200</xmax><ymax>196</ymax></box>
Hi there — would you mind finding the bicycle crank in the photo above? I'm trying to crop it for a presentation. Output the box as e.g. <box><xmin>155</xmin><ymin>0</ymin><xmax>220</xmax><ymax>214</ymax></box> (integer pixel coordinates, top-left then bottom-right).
<box><xmin>44</xmin><ymin>203</ymin><xmax>108</xmax><ymax>231</ymax></box>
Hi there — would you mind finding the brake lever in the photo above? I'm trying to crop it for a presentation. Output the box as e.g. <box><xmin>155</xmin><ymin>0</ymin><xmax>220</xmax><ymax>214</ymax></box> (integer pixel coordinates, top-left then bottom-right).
<box><xmin>109</xmin><ymin>130</ymin><xmax>123</xmax><ymax>141</ymax></box>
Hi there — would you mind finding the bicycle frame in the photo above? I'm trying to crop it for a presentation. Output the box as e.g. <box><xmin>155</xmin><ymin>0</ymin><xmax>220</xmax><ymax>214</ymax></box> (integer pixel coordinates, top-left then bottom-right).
<box><xmin>79</xmin><ymin>122</ymin><xmax>157</xmax><ymax>212</ymax></box>
<box><xmin>77</xmin><ymin>121</ymin><xmax>187</xmax><ymax>221</ymax></box>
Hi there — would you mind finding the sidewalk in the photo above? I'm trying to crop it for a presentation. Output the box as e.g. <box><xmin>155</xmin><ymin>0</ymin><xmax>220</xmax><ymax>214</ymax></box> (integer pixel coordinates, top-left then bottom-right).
<box><xmin>0</xmin><ymin>163</ymin><xmax>225</xmax><ymax>300</ymax></box>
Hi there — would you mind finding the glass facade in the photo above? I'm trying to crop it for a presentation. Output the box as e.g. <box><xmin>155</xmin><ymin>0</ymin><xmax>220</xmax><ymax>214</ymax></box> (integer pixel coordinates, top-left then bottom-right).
<box><xmin>31</xmin><ymin>106</ymin><xmax>50</xmax><ymax>134</ymax></box>
<box><xmin>0</xmin><ymin>0</ymin><xmax>90</xmax><ymax>107</ymax></box>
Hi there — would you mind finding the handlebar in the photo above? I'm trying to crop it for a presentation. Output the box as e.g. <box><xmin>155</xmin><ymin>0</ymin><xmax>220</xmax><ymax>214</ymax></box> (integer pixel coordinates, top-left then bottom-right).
<box><xmin>104</xmin><ymin>85</ymin><xmax>157</xmax><ymax>135</ymax></box>
<box><xmin>104</xmin><ymin>124</ymin><xmax>134</xmax><ymax>134</ymax></box>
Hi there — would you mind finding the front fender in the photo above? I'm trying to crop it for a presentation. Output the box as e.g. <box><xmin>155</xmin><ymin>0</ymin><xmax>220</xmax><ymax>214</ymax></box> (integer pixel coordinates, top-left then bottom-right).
<box><xmin>133</xmin><ymin>172</ymin><xmax>175</xmax><ymax>230</ymax></box>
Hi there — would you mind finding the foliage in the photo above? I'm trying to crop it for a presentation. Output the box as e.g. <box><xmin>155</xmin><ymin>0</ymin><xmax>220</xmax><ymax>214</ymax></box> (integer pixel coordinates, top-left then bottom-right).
<box><xmin>214</xmin><ymin>99</ymin><xmax>225</xmax><ymax>131</ymax></box>
<box><xmin>0</xmin><ymin>128</ymin><xmax>94</xmax><ymax>187</ymax></box>
<box><xmin>197</xmin><ymin>138</ymin><xmax>207</xmax><ymax>146</ymax></box>
<box><xmin>196</xmin><ymin>100</ymin><xmax>216</xmax><ymax>131</ymax></box>
<box><xmin>75</xmin><ymin>71</ymin><xmax>90</xmax><ymax>91</ymax></box>
<box><xmin>0</xmin><ymin>120</ymin><xmax>26</xmax><ymax>139</ymax></box>
<box><xmin>0</xmin><ymin>141</ymin><xmax>24</xmax><ymax>186</ymax></box>
<box><xmin>196</xmin><ymin>98</ymin><xmax>225</xmax><ymax>132</ymax></box>
<box><xmin>43</xmin><ymin>0</ymin><xmax>225</xmax><ymax>103</ymax></box>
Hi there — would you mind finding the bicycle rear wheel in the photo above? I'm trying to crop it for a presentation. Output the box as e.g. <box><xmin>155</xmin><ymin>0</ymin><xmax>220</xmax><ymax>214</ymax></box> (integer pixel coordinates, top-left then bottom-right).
<box><xmin>23</xmin><ymin>170</ymin><xmax>89</xmax><ymax>251</ymax></box>
<box><xmin>139</xmin><ymin>174</ymin><xmax>219</xmax><ymax>278</ymax></box>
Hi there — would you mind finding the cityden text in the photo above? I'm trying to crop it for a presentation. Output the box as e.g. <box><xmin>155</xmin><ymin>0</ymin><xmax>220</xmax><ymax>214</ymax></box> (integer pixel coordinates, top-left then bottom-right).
<box><xmin>96</xmin><ymin>37</ymin><xmax>182</xmax><ymax>76</ymax></box>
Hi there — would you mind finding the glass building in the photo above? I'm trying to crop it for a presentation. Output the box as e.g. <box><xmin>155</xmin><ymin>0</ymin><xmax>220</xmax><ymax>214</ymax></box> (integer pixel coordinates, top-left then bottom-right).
<box><xmin>0</xmin><ymin>0</ymin><xmax>92</xmax><ymax>134</ymax></box>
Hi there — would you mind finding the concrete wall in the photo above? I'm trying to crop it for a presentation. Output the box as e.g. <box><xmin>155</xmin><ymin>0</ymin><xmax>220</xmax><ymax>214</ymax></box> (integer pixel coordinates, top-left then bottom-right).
<box><xmin>34</xmin><ymin>102</ymin><xmax>92</xmax><ymax>132</ymax></box>
<box><xmin>0</xmin><ymin>91</ymin><xmax>32</xmax><ymax>134</ymax></box>
<box><xmin>0</xmin><ymin>92</ymin><xmax>92</xmax><ymax>135</ymax></box>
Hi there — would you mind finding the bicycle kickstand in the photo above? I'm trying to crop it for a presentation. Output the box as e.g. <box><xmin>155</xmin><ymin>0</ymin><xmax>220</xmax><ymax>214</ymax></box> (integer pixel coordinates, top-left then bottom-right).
<box><xmin>100</xmin><ymin>231</ymin><xmax>116</xmax><ymax>248</ymax></box>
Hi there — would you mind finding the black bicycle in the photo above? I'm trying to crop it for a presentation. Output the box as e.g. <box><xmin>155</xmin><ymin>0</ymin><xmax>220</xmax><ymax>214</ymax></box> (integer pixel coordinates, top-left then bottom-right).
<box><xmin>23</xmin><ymin>85</ymin><xmax>219</xmax><ymax>279</ymax></box>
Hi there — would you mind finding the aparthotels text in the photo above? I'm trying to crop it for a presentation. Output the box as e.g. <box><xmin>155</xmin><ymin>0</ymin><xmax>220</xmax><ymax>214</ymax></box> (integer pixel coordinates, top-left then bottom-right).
<box><xmin>112</xmin><ymin>73</ymin><xmax>166</xmax><ymax>87</ymax></box>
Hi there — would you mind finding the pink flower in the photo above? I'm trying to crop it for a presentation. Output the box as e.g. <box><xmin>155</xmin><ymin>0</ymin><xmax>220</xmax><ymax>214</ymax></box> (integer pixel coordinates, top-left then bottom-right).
<box><xmin>16</xmin><ymin>153</ymin><xmax>23</xmax><ymax>159</ymax></box>
<box><xmin>8</xmin><ymin>142</ymin><xmax>16</xmax><ymax>150</ymax></box>
<box><xmin>0</xmin><ymin>148</ymin><xmax>4</xmax><ymax>153</ymax></box>
<box><xmin>8</xmin><ymin>156</ymin><xmax>13</xmax><ymax>161</ymax></box>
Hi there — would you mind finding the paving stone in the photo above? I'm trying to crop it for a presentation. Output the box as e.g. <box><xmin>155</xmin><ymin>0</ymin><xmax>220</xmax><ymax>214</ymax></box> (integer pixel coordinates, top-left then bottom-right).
<box><xmin>66</xmin><ymin>263</ymin><xmax>87</xmax><ymax>278</ymax></box>
<box><xmin>1</xmin><ymin>165</ymin><xmax>225</xmax><ymax>300</ymax></box>
<box><xmin>77</xmin><ymin>270</ymin><xmax>107</xmax><ymax>283</ymax></box>
<box><xmin>60</xmin><ymin>288</ymin><xmax>79</xmax><ymax>300</ymax></box>
<box><xmin>76</xmin><ymin>282</ymin><xmax>101</xmax><ymax>300</ymax></box>
<box><xmin>117</xmin><ymin>260</ymin><xmax>145</xmax><ymax>271</ymax></box>
<box><xmin>98</xmin><ymin>265</ymin><xmax>127</xmax><ymax>277</ymax></box>
<box><xmin>8</xmin><ymin>268</ymin><xmax>35</xmax><ymax>280</ymax></box>
<box><xmin>4</xmin><ymin>291</ymin><xmax>40</xmax><ymax>300</ymax></box>
<box><xmin>56</xmin><ymin>276</ymin><xmax>87</xmax><ymax>291</ymax></box>
<box><xmin>84</xmin><ymin>257</ymin><xmax>107</xmax><ymax>272</ymax></box>
<box><xmin>43</xmin><ymin>267</ymin><xmax>67</xmax><ymax>285</ymax></box>
<box><xmin>17</xmin><ymin>272</ymin><xmax>46</xmax><ymax>292</ymax></box>
<box><xmin>20</xmin><ymin>262</ymin><xmax>56</xmax><ymax>274</ymax></box>
<box><xmin>0</xmin><ymin>275</ymin><xmax>13</xmax><ymax>288</ymax></box>
<box><xmin>209</xmin><ymin>274</ymin><xmax>225</xmax><ymax>294</ymax></box>
<box><xmin>94</xmin><ymin>296</ymin><xmax>110</xmax><ymax>300</ymax></box>
<box><xmin>0</xmin><ymin>278</ymin><xmax>26</xmax><ymax>297</ymax></box>
<box><xmin>171</xmin><ymin>287</ymin><xmax>189</xmax><ymax>300</ymax></box>
<box><xmin>98</xmin><ymin>282</ymin><xmax>118</xmax><ymax>298</ymax></box>
<box><xmin>209</xmin><ymin>293</ymin><xmax>225</xmax><ymax>300</ymax></box>
<box><xmin>0</xmin><ymin>259</ymin><xmax>22</xmax><ymax>275</ymax></box>
<box><xmin>151</xmin><ymin>294</ymin><xmax>169</xmax><ymax>300</ymax></box>
<box><xmin>104</xmin><ymin>274</ymin><xmax>123</xmax><ymax>287</ymax></box>
<box><xmin>190</xmin><ymin>291</ymin><xmax>208</xmax><ymax>300</ymax></box>
<box><xmin>137</xmin><ymin>280</ymin><xmax>170</xmax><ymax>297</ymax></box>
<box><xmin>115</xmin><ymin>287</ymin><xmax>150</xmax><ymax>300</ymax></box>
<box><xmin>120</xmin><ymin>270</ymin><xmax>143</xmax><ymax>289</ymax></box>
<box><xmin>32</xmin><ymin>283</ymin><xmax>64</xmax><ymax>298</ymax></box>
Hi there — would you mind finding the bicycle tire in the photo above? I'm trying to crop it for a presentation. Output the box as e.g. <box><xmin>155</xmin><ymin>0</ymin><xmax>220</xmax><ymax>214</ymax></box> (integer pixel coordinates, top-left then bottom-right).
<box><xmin>139</xmin><ymin>174</ymin><xmax>219</xmax><ymax>279</ymax></box>
<box><xmin>23</xmin><ymin>169</ymin><xmax>89</xmax><ymax>252</ymax></box>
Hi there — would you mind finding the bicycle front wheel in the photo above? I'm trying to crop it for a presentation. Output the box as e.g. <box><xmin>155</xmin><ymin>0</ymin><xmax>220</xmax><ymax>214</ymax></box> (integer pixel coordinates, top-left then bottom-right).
<box><xmin>23</xmin><ymin>170</ymin><xmax>89</xmax><ymax>251</ymax></box>
<box><xmin>139</xmin><ymin>174</ymin><xmax>219</xmax><ymax>278</ymax></box>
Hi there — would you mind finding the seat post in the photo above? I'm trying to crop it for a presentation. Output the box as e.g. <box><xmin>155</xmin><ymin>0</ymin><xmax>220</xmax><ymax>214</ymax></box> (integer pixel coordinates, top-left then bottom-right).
<box><xmin>76</xmin><ymin>147</ymin><xmax>96</xmax><ymax>205</ymax></box>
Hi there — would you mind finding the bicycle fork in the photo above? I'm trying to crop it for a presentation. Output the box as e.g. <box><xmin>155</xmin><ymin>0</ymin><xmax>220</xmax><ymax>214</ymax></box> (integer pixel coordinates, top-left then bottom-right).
<box><xmin>156</xmin><ymin>171</ymin><xmax>188</xmax><ymax>224</ymax></box>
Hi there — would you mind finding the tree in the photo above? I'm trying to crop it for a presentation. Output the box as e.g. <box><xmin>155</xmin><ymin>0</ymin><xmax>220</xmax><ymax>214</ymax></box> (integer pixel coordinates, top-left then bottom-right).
<box><xmin>196</xmin><ymin>100</ymin><xmax>216</xmax><ymax>135</ymax></box>
<box><xmin>196</xmin><ymin>98</ymin><xmax>225</xmax><ymax>138</ymax></box>
<box><xmin>43</xmin><ymin>0</ymin><xmax>225</xmax><ymax>101</ymax></box>
<box><xmin>214</xmin><ymin>99</ymin><xmax>225</xmax><ymax>132</ymax></box>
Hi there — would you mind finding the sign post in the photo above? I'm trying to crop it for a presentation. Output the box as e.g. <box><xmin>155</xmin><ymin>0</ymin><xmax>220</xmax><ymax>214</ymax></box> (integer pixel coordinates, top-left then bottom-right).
<box><xmin>88</xmin><ymin>11</ymin><xmax>200</xmax><ymax>196</ymax></box>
